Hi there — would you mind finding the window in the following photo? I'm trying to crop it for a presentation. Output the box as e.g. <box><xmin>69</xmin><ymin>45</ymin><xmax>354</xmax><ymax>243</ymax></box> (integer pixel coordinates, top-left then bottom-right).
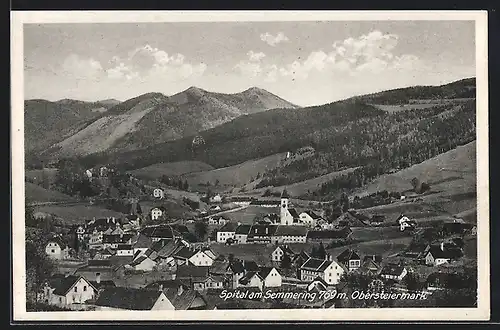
<box><xmin>74</xmin><ymin>287</ymin><xmax>78</xmax><ymax>292</ymax></box>
<box><xmin>83</xmin><ymin>286</ymin><xmax>87</xmax><ymax>292</ymax></box>
<box><xmin>59</xmin><ymin>297</ymin><xmax>62</xmax><ymax>303</ymax></box>
<box><xmin>51</xmin><ymin>249</ymin><xmax>55</xmax><ymax>253</ymax></box>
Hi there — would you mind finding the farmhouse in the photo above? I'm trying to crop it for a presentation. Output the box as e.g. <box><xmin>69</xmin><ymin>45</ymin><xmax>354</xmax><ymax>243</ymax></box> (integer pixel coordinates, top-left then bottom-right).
<box><xmin>234</xmin><ymin>224</ymin><xmax>252</xmax><ymax>244</ymax></box>
<box><xmin>94</xmin><ymin>287</ymin><xmax>174</xmax><ymax>311</ymax></box>
<box><xmin>299</xmin><ymin>210</ymin><xmax>324</xmax><ymax>227</ymax></box>
<box><xmin>271</xmin><ymin>245</ymin><xmax>296</xmax><ymax>263</ymax></box>
<box><xmin>45</xmin><ymin>236</ymin><xmax>71</xmax><ymax>260</ymax></box>
<box><xmin>216</xmin><ymin>222</ymin><xmax>238</xmax><ymax>243</ymax></box>
<box><xmin>337</xmin><ymin>249</ymin><xmax>361</xmax><ymax>272</ymax></box>
<box><xmin>153</xmin><ymin>188</ymin><xmax>164</xmax><ymax>199</ymax></box>
<box><xmin>299</xmin><ymin>257</ymin><xmax>345</xmax><ymax>285</ymax></box>
<box><xmin>274</xmin><ymin>225</ymin><xmax>308</xmax><ymax>244</ymax></box>
<box><xmin>379</xmin><ymin>263</ymin><xmax>407</xmax><ymax>281</ymax></box>
<box><xmin>247</xmin><ymin>224</ymin><xmax>278</xmax><ymax>244</ymax></box>
<box><xmin>259</xmin><ymin>267</ymin><xmax>282</xmax><ymax>288</ymax></box>
<box><xmin>39</xmin><ymin>275</ymin><xmax>97</xmax><ymax>307</ymax></box>
<box><xmin>424</xmin><ymin>243</ymin><xmax>463</xmax><ymax>266</ymax></box>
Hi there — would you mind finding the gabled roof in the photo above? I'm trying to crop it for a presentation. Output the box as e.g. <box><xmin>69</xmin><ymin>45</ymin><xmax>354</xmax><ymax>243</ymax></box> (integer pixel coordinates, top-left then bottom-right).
<box><xmin>129</xmin><ymin>255</ymin><xmax>155</xmax><ymax>267</ymax></box>
<box><xmin>46</xmin><ymin>236</ymin><xmax>67</xmax><ymax>249</ymax></box>
<box><xmin>235</xmin><ymin>224</ymin><xmax>252</xmax><ymax>235</ymax></box>
<box><xmin>337</xmin><ymin>249</ymin><xmax>361</xmax><ymax>263</ymax></box>
<box><xmin>258</xmin><ymin>267</ymin><xmax>279</xmax><ymax>279</ymax></box>
<box><xmin>133</xmin><ymin>234</ymin><xmax>153</xmax><ymax>249</ymax></box>
<box><xmin>288</xmin><ymin>208</ymin><xmax>300</xmax><ymax>219</ymax></box>
<box><xmin>163</xmin><ymin>287</ymin><xmax>202</xmax><ymax>310</ymax></box>
<box><xmin>141</xmin><ymin>225</ymin><xmax>174</xmax><ymax>239</ymax></box>
<box><xmin>380</xmin><ymin>263</ymin><xmax>406</xmax><ymax>276</ymax></box>
<box><xmin>308</xmin><ymin>276</ymin><xmax>329</xmax><ymax>290</ymax></box>
<box><xmin>247</xmin><ymin>224</ymin><xmax>278</xmax><ymax>237</ymax></box>
<box><xmin>427</xmin><ymin>245</ymin><xmax>463</xmax><ymax>259</ymax></box>
<box><xmin>274</xmin><ymin>245</ymin><xmax>296</xmax><ymax>255</ymax></box>
<box><xmin>303</xmin><ymin>210</ymin><xmax>322</xmax><ymax>219</ymax></box>
<box><xmin>95</xmin><ymin>287</ymin><xmax>164</xmax><ymax>310</ymax></box>
<box><xmin>363</xmin><ymin>255</ymin><xmax>383</xmax><ymax>264</ymax></box>
<box><xmin>274</xmin><ymin>225</ymin><xmax>308</xmax><ymax>237</ymax></box>
<box><xmin>157</xmin><ymin>239</ymin><xmax>184</xmax><ymax>258</ymax></box>
<box><xmin>176</xmin><ymin>265</ymin><xmax>210</xmax><ymax>281</ymax></box>
<box><xmin>242</xmin><ymin>260</ymin><xmax>259</xmax><ymax>272</ymax></box>
<box><xmin>173</xmin><ymin>246</ymin><xmax>196</xmax><ymax>259</ymax></box>
<box><xmin>47</xmin><ymin>275</ymin><xmax>95</xmax><ymax>296</ymax></box>
<box><xmin>238</xmin><ymin>271</ymin><xmax>263</xmax><ymax>285</ymax></box>
<box><xmin>219</xmin><ymin>222</ymin><xmax>238</xmax><ymax>232</ymax></box>
<box><xmin>145</xmin><ymin>280</ymin><xmax>190</xmax><ymax>291</ymax></box>
<box><xmin>89</xmin><ymin>280</ymin><xmax>116</xmax><ymax>290</ymax></box>
<box><xmin>301</xmin><ymin>257</ymin><xmax>333</xmax><ymax>272</ymax></box>
<box><xmin>209</xmin><ymin>260</ymin><xmax>231</xmax><ymax>275</ymax></box>
<box><xmin>359</xmin><ymin>258</ymin><xmax>382</xmax><ymax>273</ymax></box>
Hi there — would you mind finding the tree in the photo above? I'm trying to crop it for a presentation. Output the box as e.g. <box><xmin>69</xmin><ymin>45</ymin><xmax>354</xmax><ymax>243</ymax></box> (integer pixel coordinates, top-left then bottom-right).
<box><xmin>194</xmin><ymin>221</ymin><xmax>208</xmax><ymax>241</ymax></box>
<box><xmin>403</xmin><ymin>272</ymin><xmax>421</xmax><ymax>291</ymax></box>
<box><xmin>25</xmin><ymin>229</ymin><xmax>55</xmax><ymax>303</ymax></box>
<box><xmin>317</xmin><ymin>242</ymin><xmax>327</xmax><ymax>260</ymax></box>
<box><xmin>280</xmin><ymin>253</ymin><xmax>292</xmax><ymax>269</ymax></box>
<box><xmin>25</xmin><ymin>203</ymin><xmax>37</xmax><ymax>228</ymax></box>
<box><xmin>183</xmin><ymin>180</ymin><xmax>189</xmax><ymax>191</ymax></box>
<box><xmin>136</xmin><ymin>202</ymin><xmax>143</xmax><ymax>215</ymax></box>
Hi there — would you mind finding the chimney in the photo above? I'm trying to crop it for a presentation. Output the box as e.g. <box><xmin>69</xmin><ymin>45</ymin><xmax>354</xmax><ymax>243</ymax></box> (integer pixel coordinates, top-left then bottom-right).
<box><xmin>440</xmin><ymin>242</ymin><xmax>445</xmax><ymax>251</ymax></box>
<box><xmin>158</xmin><ymin>284</ymin><xmax>163</xmax><ymax>292</ymax></box>
<box><xmin>96</xmin><ymin>273</ymin><xmax>101</xmax><ymax>284</ymax></box>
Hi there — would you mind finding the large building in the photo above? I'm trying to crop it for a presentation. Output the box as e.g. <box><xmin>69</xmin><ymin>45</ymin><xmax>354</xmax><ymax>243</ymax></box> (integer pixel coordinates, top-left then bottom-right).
<box><xmin>279</xmin><ymin>190</ymin><xmax>301</xmax><ymax>225</ymax></box>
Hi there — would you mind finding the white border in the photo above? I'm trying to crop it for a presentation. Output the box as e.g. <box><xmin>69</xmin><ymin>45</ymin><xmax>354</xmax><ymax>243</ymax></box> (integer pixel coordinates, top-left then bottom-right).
<box><xmin>11</xmin><ymin>10</ymin><xmax>490</xmax><ymax>321</ymax></box>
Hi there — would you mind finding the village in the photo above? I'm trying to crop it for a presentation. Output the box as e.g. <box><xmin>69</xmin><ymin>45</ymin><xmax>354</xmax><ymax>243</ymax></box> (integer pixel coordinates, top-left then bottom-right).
<box><xmin>34</xmin><ymin>168</ymin><xmax>478</xmax><ymax>311</ymax></box>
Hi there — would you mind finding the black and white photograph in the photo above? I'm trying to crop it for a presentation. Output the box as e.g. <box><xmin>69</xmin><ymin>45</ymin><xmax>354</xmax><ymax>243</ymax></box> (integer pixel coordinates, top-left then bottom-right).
<box><xmin>11</xmin><ymin>11</ymin><xmax>489</xmax><ymax>321</ymax></box>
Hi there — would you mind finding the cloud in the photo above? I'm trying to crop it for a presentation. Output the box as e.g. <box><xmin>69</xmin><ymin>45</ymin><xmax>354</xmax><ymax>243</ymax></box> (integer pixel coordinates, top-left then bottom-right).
<box><xmin>260</xmin><ymin>32</ymin><xmax>289</xmax><ymax>46</ymax></box>
<box><xmin>61</xmin><ymin>54</ymin><xmax>104</xmax><ymax>80</ymax></box>
<box><xmin>247</xmin><ymin>51</ymin><xmax>266</xmax><ymax>62</ymax></box>
<box><xmin>105</xmin><ymin>44</ymin><xmax>207</xmax><ymax>82</ymax></box>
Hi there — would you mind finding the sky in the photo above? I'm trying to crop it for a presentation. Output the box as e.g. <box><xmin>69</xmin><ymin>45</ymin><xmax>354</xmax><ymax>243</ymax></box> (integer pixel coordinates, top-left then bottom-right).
<box><xmin>24</xmin><ymin>21</ymin><xmax>476</xmax><ymax>107</ymax></box>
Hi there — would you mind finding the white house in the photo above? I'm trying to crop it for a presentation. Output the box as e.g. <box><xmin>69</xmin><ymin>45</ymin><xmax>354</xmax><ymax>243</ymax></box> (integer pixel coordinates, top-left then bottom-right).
<box><xmin>76</xmin><ymin>226</ymin><xmax>86</xmax><ymax>241</ymax></box>
<box><xmin>425</xmin><ymin>243</ymin><xmax>462</xmax><ymax>266</ymax></box>
<box><xmin>189</xmin><ymin>249</ymin><xmax>217</xmax><ymax>267</ymax></box>
<box><xmin>380</xmin><ymin>263</ymin><xmax>408</xmax><ymax>281</ymax></box>
<box><xmin>271</xmin><ymin>245</ymin><xmax>295</xmax><ymax>263</ymax></box>
<box><xmin>274</xmin><ymin>225</ymin><xmax>308</xmax><ymax>244</ymax></box>
<box><xmin>299</xmin><ymin>211</ymin><xmax>323</xmax><ymax>227</ymax></box>
<box><xmin>45</xmin><ymin>237</ymin><xmax>70</xmax><ymax>260</ymax></box>
<box><xmin>153</xmin><ymin>188</ymin><xmax>164</xmax><ymax>199</ymax></box>
<box><xmin>150</xmin><ymin>207</ymin><xmax>164</xmax><ymax>221</ymax></box>
<box><xmin>300</xmin><ymin>257</ymin><xmax>345</xmax><ymax>285</ymax></box>
<box><xmin>85</xmin><ymin>169</ymin><xmax>93</xmax><ymax>180</ymax></box>
<box><xmin>116</xmin><ymin>244</ymin><xmax>134</xmax><ymax>256</ymax></box>
<box><xmin>397</xmin><ymin>215</ymin><xmax>416</xmax><ymax>232</ymax></box>
<box><xmin>39</xmin><ymin>275</ymin><xmax>97</xmax><ymax>306</ymax></box>
<box><xmin>210</xmin><ymin>194</ymin><xmax>223</xmax><ymax>203</ymax></box>
<box><xmin>216</xmin><ymin>222</ymin><xmax>238</xmax><ymax>243</ymax></box>
<box><xmin>238</xmin><ymin>271</ymin><xmax>264</xmax><ymax>290</ymax></box>
<box><xmin>128</xmin><ymin>255</ymin><xmax>157</xmax><ymax>271</ymax></box>
<box><xmin>259</xmin><ymin>267</ymin><xmax>282</xmax><ymax>288</ymax></box>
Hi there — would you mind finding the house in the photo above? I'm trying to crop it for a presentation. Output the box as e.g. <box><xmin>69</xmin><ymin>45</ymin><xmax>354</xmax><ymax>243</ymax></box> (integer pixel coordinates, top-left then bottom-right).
<box><xmin>153</xmin><ymin>188</ymin><xmax>164</xmax><ymax>199</ymax></box>
<box><xmin>379</xmin><ymin>263</ymin><xmax>407</xmax><ymax>281</ymax></box>
<box><xmin>150</xmin><ymin>207</ymin><xmax>165</xmax><ymax>221</ymax></box>
<box><xmin>424</xmin><ymin>243</ymin><xmax>463</xmax><ymax>266</ymax></box>
<box><xmin>358</xmin><ymin>256</ymin><xmax>382</xmax><ymax>275</ymax></box>
<box><xmin>271</xmin><ymin>245</ymin><xmax>296</xmax><ymax>263</ymax></box>
<box><xmin>116</xmin><ymin>244</ymin><xmax>134</xmax><ymax>256</ymax></box>
<box><xmin>94</xmin><ymin>287</ymin><xmax>174</xmax><ymax>311</ymax></box>
<box><xmin>173</xmin><ymin>246</ymin><xmax>197</xmax><ymax>266</ymax></box>
<box><xmin>274</xmin><ymin>225</ymin><xmax>308</xmax><ymax>244</ymax></box>
<box><xmin>176</xmin><ymin>265</ymin><xmax>217</xmax><ymax>291</ymax></box>
<box><xmin>258</xmin><ymin>267</ymin><xmax>282</xmax><ymax>288</ymax></box>
<box><xmin>141</xmin><ymin>224</ymin><xmax>175</xmax><ymax>242</ymax></box>
<box><xmin>307</xmin><ymin>277</ymin><xmax>329</xmax><ymax>293</ymax></box>
<box><xmin>76</xmin><ymin>225</ymin><xmax>86</xmax><ymax>241</ymax></box>
<box><xmin>306</xmin><ymin>228</ymin><xmax>352</xmax><ymax>244</ymax></box>
<box><xmin>92</xmin><ymin>247</ymin><xmax>116</xmax><ymax>260</ymax></box>
<box><xmin>209</xmin><ymin>194</ymin><xmax>223</xmax><ymax>203</ymax></box>
<box><xmin>230</xmin><ymin>196</ymin><xmax>253</xmax><ymax>206</ymax></box>
<box><xmin>216</xmin><ymin>222</ymin><xmax>238</xmax><ymax>243</ymax></box>
<box><xmin>102</xmin><ymin>233</ymin><xmax>133</xmax><ymax>249</ymax></box>
<box><xmin>247</xmin><ymin>224</ymin><xmax>278</xmax><ymax>244</ymax></box>
<box><xmin>39</xmin><ymin>275</ymin><xmax>97</xmax><ymax>307</ymax></box>
<box><xmin>234</xmin><ymin>224</ymin><xmax>252</xmax><ymax>244</ymax></box>
<box><xmin>300</xmin><ymin>257</ymin><xmax>345</xmax><ymax>285</ymax></box>
<box><xmin>132</xmin><ymin>234</ymin><xmax>154</xmax><ymax>256</ymax></box>
<box><xmin>397</xmin><ymin>215</ymin><xmax>417</xmax><ymax>232</ymax></box>
<box><xmin>441</xmin><ymin>222</ymin><xmax>475</xmax><ymax>237</ymax></box>
<box><xmin>336</xmin><ymin>249</ymin><xmax>362</xmax><ymax>272</ymax></box>
<box><xmin>127</xmin><ymin>254</ymin><xmax>157</xmax><ymax>271</ymax></box>
<box><xmin>238</xmin><ymin>271</ymin><xmax>264</xmax><ymax>290</ymax></box>
<box><xmin>45</xmin><ymin>236</ymin><xmax>71</xmax><ymax>260</ymax></box>
<box><xmin>189</xmin><ymin>248</ymin><xmax>217</xmax><ymax>267</ymax></box>
<box><xmin>263</xmin><ymin>213</ymin><xmax>280</xmax><ymax>224</ymax></box>
<box><xmin>299</xmin><ymin>211</ymin><xmax>323</xmax><ymax>227</ymax></box>
<box><xmin>73</xmin><ymin>259</ymin><xmax>122</xmax><ymax>282</ymax></box>
<box><xmin>209</xmin><ymin>205</ymin><xmax>222</xmax><ymax>212</ymax></box>
<box><xmin>145</xmin><ymin>281</ymin><xmax>207</xmax><ymax>310</ymax></box>
<box><xmin>402</xmin><ymin>243</ymin><xmax>428</xmax><ymax>260</ymax></box>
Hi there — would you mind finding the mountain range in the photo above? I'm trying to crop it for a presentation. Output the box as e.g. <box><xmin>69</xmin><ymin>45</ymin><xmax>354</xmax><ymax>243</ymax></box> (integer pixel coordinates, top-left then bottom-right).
<box><xmin>25</xmin><ymin>87</ymin><xmax>298</xmax><ymax>158</ymax></box>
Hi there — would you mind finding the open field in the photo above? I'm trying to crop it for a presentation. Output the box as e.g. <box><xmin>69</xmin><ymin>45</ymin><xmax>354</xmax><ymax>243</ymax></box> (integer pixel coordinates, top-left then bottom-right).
<box><xmin>350</xmin><ymin>226</ymin><xmax>413</xmax><ymax>242</ymax></box>
<box><xmin>25</xmin><ymin>182</ymin><xmax>76</xmax><ymax>203</ymax></box>
<box><xmin>35</xmin><ymin>204</ymin><xmax>126</xmax><ymax>224</ymax></box>
<box><xmin>182</xmin><ymin>152</ymin><xmax>286</xmax><ymax>191</ymax></box>
<box><xmin>354</xmin><ymin>141</ymin><xmax>476</xmax><ymax>197</ymax></box>
<box><xmin>222</xmin><ymin>206</ymin><xmax>278</xmax><ymax>224</ymax></box>
<box><xmin>129</xmin><ymin>161</ymin><xmax>214</xmax><ymax>180</ymax></box>
<box><xmin>25</xmin><ymin>168</ymin><xmax>59</xmax><ymax>186</ymax></box>
<box><xmin>327</xmin><ymin>236</ymin><xmax>414</xmax><ymax>259</ymax></box>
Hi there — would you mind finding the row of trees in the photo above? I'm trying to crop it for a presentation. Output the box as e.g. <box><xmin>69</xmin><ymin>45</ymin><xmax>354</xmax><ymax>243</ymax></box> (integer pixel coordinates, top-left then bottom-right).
<box><xmin>160</xmin><ymin>175</ymin><xmax>189</xmax><ymax>191</ymax></box>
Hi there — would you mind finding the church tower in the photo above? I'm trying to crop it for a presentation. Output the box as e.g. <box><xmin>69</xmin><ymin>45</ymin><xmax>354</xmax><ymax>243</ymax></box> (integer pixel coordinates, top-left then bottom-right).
<box><xmin>280</xmin><ymin>189</ymin><xmax>292</xmax><ymax>225</ymax></box>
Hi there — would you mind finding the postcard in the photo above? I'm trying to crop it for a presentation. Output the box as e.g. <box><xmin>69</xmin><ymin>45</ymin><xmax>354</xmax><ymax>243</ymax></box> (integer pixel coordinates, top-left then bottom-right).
<box><xmin>11</xmin><ymin>10</ymin><xmax>489</xmax><ymax>321</ymax></box>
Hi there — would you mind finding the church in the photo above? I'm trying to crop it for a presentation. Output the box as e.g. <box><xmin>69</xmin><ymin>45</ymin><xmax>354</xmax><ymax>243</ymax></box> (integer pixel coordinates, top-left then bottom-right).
<box><xmin>279</xmin><ymin>190</ymin><xmax>302</xmax><ymax>225</ymax></box>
